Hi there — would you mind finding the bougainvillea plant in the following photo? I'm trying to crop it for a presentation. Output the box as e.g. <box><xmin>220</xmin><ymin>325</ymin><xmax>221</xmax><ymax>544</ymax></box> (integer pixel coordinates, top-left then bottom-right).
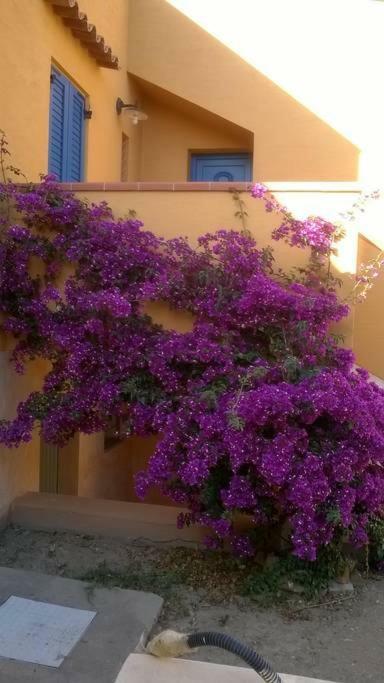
<box><xmin>1</xmin><ymin>143</ymin><xmax>383</xmax><ymax>561</ymax></box>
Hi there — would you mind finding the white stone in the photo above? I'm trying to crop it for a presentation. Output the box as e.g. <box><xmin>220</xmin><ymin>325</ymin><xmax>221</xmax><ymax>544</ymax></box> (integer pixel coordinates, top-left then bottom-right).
<box><xmin>0</xmin><ymin>596</ymin><xmax>96</xmax><ymax>667</ymax></box>
<box><xmin>115</xmin><ymin>653</ymin><xmax>340</xmax><ymax>683</ymax></box>
<box><xmin>328</xmin><ymin>581</ymin><xmax>354</xmax><ymax>593</ymax></box>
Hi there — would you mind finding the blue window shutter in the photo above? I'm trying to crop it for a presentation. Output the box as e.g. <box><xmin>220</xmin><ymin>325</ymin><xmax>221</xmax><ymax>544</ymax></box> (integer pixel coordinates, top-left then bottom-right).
<box><xmin>48</xmin><ymin>70</ymin><xmax>67</xmax><ymax>180</ymax></box>
<box><xmin>66</xmin><ymin>86</ymin><xmax>85</xmax><ymax>182</ymax></box>
<box><xmin>48</xmin><ymin>68</ymin><xmax>85</xmax><ymax>182</ymax></box>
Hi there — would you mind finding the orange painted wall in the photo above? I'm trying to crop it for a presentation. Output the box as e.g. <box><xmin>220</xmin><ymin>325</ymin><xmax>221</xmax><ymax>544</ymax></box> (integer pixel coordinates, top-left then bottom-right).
<box><xmin>78</xmin><ymin>185</ymin><xmax>359</xmax><ymax>261</ymax></box>
<box><xmin>78</xmin><ymin>187</ymin><xmax>360</xmax><ymax>348</ymax></box>
<box><xmin>0</xmin><ymin>0</ymin><xmax>141</xmax><ymax>182</ymax></box>
<box><xmin>0</xmin><ymin>354</ymin><xmax>48</xmax><ymax>522</ymax></box>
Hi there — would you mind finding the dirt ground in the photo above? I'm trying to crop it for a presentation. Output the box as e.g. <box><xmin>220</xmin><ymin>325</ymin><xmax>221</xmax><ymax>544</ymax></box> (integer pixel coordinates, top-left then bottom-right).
<box><xmin>0</xmin><ymin>525</ymin><xmax>383</xmax><ymax>683</ymax></box>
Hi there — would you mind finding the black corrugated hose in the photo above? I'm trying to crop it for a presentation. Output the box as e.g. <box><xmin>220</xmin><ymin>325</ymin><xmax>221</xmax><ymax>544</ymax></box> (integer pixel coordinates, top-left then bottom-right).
<box><xmin>187</xmin><ymin>631</ymin><xmax>283</xmax><ymax>683</ymax></box>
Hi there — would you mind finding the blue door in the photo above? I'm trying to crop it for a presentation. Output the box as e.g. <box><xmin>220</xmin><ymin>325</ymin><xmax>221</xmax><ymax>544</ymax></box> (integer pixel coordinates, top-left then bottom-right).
<box><xmin>48</xmin><ymin>68</ymin><xmax>85</xmax><ymax>182</ymax></box>
<box><xmin>190</xmin><ymin>153</ymin><xmax>251</xmax><ymax>182</ymax></box>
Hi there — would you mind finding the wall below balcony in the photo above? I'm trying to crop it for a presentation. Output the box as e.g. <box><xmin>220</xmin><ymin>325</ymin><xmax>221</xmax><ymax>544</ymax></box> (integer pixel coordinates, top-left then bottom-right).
<box><xmin>75</xmin><ymin>182</ymin><xmax>359</xmax><ymax>269</ymax></box>
<box><xmin>354</xmin><ymin>235</ymin><xmax>384</xmax><ymax>379</ymax></box>
<box><xmin>75</xmin><ymin>183</ymin><xmax>360</xmax><ymax>348</ymax></box>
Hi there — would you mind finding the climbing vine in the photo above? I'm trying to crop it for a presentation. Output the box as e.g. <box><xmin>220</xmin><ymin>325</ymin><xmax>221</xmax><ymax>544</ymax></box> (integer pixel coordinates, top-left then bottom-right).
<box><xmin>1</xmin><ymin>137</ymin><xmax>384</xmax><ymax>562</ymax></box>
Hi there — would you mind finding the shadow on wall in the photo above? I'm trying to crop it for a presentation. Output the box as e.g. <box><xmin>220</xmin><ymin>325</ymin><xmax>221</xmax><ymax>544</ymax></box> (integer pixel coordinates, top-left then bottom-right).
<box><xmin>133</xmin><ymin>77</ymin><xmax>254</xmax><ymax>183</ymax></box>
<box><xmin>127</xmin><ymin>0</ymin><xmax>360</xmax><ymax>182</ymax></box>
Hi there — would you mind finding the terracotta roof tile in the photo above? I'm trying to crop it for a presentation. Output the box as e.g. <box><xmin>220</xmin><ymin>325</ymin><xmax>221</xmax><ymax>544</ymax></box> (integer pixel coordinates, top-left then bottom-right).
<box><xmin>46</xmin><ymin>0</ymin><xmax>119</xmax><ymax>69</ymax></box>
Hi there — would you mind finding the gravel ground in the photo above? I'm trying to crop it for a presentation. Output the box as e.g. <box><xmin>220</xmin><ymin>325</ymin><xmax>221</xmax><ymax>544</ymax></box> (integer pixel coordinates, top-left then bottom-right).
<box><xmin>0</xmin><ymin>524</ymin><xmax>383</xmax><ymax>683</ymax></box>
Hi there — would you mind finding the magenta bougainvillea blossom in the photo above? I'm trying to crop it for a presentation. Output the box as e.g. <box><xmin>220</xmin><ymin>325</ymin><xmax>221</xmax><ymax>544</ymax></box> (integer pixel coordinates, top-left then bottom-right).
<box><xmin>1</xmin><ymin>177</ymin><xmax>384</xmax><ymax>561</ymax></box>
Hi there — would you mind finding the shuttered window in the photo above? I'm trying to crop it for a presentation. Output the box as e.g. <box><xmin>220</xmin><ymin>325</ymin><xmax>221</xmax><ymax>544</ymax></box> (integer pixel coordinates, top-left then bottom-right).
<box><xmin>48</xmin><ymin>68</ymin><xmax>85</xmax><ymax>182</ymax></box>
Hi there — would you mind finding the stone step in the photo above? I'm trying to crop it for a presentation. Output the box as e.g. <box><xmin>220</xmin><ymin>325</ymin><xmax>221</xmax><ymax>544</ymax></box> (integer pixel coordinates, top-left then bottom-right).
<box><xmin>115</xmin><ymin>653</ymin><xmax>339</xmax><ymax>683</ymax></box>
<box><xmin>11</xmin><ymin>492</ymin><xmax>204</xmax><ymax>544</ymax></box>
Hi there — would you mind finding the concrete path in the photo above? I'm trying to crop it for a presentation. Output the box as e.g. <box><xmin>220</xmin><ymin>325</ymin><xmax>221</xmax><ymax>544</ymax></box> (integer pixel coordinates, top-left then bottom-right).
<box><xmin>115</xmin><ymin>653</ymin><xmax>339</xmax><ymax>683</ymax></box>
<box><xmin>0</xmin><ymin>567</ymin><xmax>162</xmax><ymax>682</ymax></box>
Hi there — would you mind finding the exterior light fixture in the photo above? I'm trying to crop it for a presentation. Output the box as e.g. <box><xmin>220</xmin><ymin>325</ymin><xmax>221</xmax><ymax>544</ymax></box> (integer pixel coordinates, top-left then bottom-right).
<box><xmin>116</xmin><ymin>98</ymin><xmax>148</xmax><ymax>125</ymax></box>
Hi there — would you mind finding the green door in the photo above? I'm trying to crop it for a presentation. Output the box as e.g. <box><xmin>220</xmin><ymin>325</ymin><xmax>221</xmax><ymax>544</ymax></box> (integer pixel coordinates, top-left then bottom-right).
<box><xmin>39</xmin><ymin>438</ymin><xmax>59</xmax><ymax>493</ymax></box>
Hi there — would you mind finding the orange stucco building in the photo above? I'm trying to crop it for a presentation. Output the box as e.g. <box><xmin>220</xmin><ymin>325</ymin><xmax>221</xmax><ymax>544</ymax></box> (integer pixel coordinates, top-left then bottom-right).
<box><xmin>1</xmin><ymin>0</ymin><xmax>384</xmax><ymax>530</ymax></box>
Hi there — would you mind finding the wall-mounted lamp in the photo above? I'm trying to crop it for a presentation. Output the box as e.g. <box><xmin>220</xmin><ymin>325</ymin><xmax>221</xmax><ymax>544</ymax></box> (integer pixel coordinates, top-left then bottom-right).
<box><xmin>116</xmin><ymin>98</ymin><xmax>148</xmax><ymax>125</ymax></box>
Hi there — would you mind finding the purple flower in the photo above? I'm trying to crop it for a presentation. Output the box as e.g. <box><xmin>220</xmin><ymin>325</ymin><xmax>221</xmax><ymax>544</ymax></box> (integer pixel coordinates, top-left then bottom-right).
<box><xmin>1</xmin><ymin>174</ymin><xmax>383</xmax><ymax>562</ymax></box>
<box><xmin>250</xmin><ymin>183</ymin><xmax>268</xmax><ymax>199</ymax></box>
<box><xmin>221</xmin><ymin>476</ymin><xmax>257</xmax><ymax>509</ymax></box>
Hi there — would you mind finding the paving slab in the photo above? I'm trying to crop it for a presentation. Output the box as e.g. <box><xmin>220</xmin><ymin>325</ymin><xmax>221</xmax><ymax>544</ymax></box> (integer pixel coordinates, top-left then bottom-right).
<box><xmin>0</xmin><ymin>567</ymin><xmax>163</xmax><ymax>682</ymax></box>
<box><xmin>115</xmin><ymin>654</ymin><xmax>340</xmax><ymax>683</ymax></box>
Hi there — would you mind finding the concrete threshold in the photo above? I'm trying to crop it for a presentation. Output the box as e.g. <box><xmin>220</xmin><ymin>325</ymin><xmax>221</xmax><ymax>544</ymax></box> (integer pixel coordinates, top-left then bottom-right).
<box><xmin>10</xmin><ymin>492</ymin><xmax>204</xmax><ymax>544</ymax></box>
<box><xmin>115</xmin><ymin>653</ymin><xmax>340</xmax><ymax>683</ymax></box>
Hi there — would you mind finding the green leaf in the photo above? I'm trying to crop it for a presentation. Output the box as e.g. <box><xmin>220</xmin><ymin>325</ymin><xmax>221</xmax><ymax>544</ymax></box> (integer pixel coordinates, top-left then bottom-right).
<box><xmin>282</xmin><ymin>355</ymin><xmax>301</xmax><ymax>381</ymax></box>
<box><xmin>235</xmin><ymin>351</ymin><xmax>258</xmax><ymax>365</ymax></box>
<box><xmin>227</xmin><ymin>413</ymin><xmax>245</xmax><ymax>431</ymax></box>
<box><xmin>120</xmin><ymin>372</ymin><xmax>164</xmax><ymax>406</ymax></box>
<box><xmin>326</xmin><ymin>507</ymin><xmax>341</xmax><ymax>524</ymax></box>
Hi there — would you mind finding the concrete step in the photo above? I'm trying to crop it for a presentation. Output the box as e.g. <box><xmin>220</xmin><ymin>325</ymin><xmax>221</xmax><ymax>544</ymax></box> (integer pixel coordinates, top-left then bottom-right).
<box><xmin>0</xmin><ymin>568</ymin><xmax>163</xmax><ymax>683</ymax></box>
<box><xmin>115</xmin><ymin>653</ymin><xmax>339</xmax><ymax>683</ymax></box>
<box><xmin>11</xmin><ymin>492</ymin><xmax>204</xmax><ymax>544</ymax></box>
